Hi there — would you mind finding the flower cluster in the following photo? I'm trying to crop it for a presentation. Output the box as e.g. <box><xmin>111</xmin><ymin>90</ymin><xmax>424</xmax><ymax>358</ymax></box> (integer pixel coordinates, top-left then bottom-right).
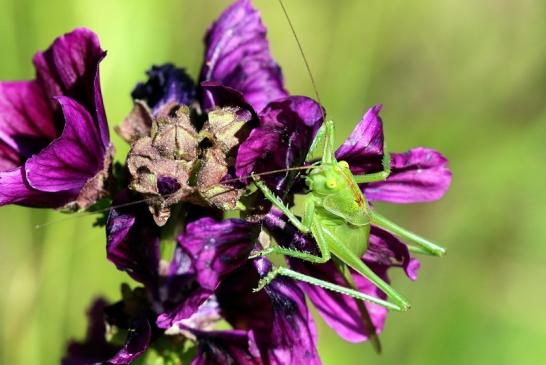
<box><xmin>0</xmin><ymin>0</ymin><xmax>451</xmax><ymax>364</ymax></box>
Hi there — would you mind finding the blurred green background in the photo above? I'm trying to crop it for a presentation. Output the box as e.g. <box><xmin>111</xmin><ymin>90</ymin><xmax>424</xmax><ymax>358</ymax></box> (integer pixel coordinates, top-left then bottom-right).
<box><xmin>1</xmin><ymin>0</ymin><xmax>545</xmax><ymax>364</ymax></box>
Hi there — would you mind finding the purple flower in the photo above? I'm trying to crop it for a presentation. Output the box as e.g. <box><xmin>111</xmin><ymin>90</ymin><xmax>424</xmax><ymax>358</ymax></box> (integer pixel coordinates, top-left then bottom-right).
<box><xmin>336</xmin><ymin>105</ymin><xmax>452</xmax><ymax>203</ymax></box>
<box><xmin>217</xmin><ymin>259</ymin><xmax>322</xmax><ymax>365</ymax></box>
<box><xmin>0</xmin><ymin>28</ymin><xmax>112</xmax><ymax>209</ymax></box>
<box><xmin>257</xmin><ymin>105</ymin><xmax>451</xmax><ymax>343</ymax></box>
<box><xmin>132</xmin><ymin>64</ymin><xmax>196</xmax><ymax>116</ymax></box>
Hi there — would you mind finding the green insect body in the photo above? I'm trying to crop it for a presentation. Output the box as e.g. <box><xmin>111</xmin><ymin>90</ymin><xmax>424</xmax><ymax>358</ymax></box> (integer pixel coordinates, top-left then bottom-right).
<box><xmin>251</xmin><ymin>120</ymin><xmax>446</xmax><ymax>314</ymax></box>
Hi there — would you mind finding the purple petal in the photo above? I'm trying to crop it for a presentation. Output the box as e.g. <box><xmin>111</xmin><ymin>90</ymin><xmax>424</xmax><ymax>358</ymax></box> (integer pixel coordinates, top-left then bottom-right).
<box><xmin>33</xmin><ymin>27</ymin><xmax>109</xmax><ymax>145</ymax></box>
<box><xmin>178</xmin><ymin>217</ymin><xmax>257</xmax><ymax>291</ymax></box>
<box><xmin>255</xmin><ymin>259</ymin><xmax>322</xmax><ymax>365</ymax></box>
<box><xmin>24</xmin><ymin>97</ymin><xmax>106</xmax><ymax>192</ymax></box>
<box><xmin>0</xmin><ymin>81</ymin><xmax>56</xmax><ymax>162</ymax></box>
<box><xmin>156</xmin><ymin>287</ymin><xmax>213</xmax><ymax>330</ymax></box>
<box><xmin>132</xmin><ymin>64</ymin><xmax>196</xmax><ymax>115</ymax></box>
<box><xmin>109</xmin><ymin>316</ymin><xmax>152</xmax><ymax>365</ymax></box>
<box><xmin>201</xmin><ymin>82</ymin><xmax>257</xmax><ymax>114</ymax></box>
<box><xmin>366</xmin><ymin>226</ymin><xmax>420</xmax><ymax>281</ymax></box>
<box><xmin>335</xmin><ymin>105</ymin><xmax>384</xmax><ymax>175</ymax></box>
<box><xmin>0</xmin><ymin>167</ymin><xmax>73</xmax><ymax>207</ymax></box>
<box><xmin>290</xmin><ymin>259</ymin><xmax>388</xmax><ymax>344</ymax></box>
<box><xmin>364</xmin><ymin>147</ymin><xmax>452</xmax><ymax>203</ymax></box>
<box><xmin>217</xmin><ymin>260</ymin><xmax>322</xmax><ymax>365</ymax></box>
<box><xmin>106</xmin><ymin>191</ymin><xmax>161</xmax><ymax>287</ymax></box>
<box><xmin>191</xmin><ymin>329</ymin><xmax>262</xmax><ymax>365</ymax></box>
<box><xmin>236</xmin><ymin>96</ymin><xmax>323</xmax><ymax>191</ymax></box>
<box><xmin>62</xmin><ymin>299</ymin><xmax>118</xmax><ymax>365</ymax></box>
<box><xmin>200</xmin><ymin>0</ymin><xmax>288</xmax><ymax>112</ymax></box>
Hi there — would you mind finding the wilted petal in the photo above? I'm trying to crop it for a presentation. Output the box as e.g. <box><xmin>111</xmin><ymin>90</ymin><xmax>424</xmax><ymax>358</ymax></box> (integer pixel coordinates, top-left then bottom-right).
<box><xmin>191</xmin><ymin>329</ymin><xmax>261</xmax><ymax>365</ymax></box>
<box><xmin>106</xmin><ymin>191</ymin><xmax>161</xmax><ymax>287</ymax></box>
<box><xmin>201</xmin><ymin>0</ymin><xmax>287</xmax><ymax>112</ymax></box>
<box><xmin>178</xmin><ymin>217</ymin><xmax>257</xmax><ymax>291</ymax></box>
<box><xmin>24</xmin><ymin>97</ymin><xmax>107</xmax><ymax>192</ymax></box>
<box><xmin>236</xmin><ymin>96</ymin><xmax>323</xmax><ymax>191</ymax></box>
<box><xmin>132</xmin><ymin>64</ymin><xmax>196</xmax><ymax>115</ymax></box>
<box><xmin>364</xmin><ymin>147</ymin><xmax>452</xmax><ymax>203</ymax></box>
<box><xmin>0</xmin><ymin>81</ymin><xmax>56</xmax><ymax>162</ymax></box>
<box><xmin>335</xmin><ymin>105</ymin><xmax>384</xmax><ymax>175</ymax></box>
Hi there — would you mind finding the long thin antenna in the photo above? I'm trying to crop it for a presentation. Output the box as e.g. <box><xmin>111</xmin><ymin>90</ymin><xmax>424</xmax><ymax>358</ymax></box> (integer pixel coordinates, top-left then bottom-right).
<box><xmin>34</xmin><ymin>165</ymin><xmax>317</xmax><ymax>229</ymax></box>
<box><xmin>277</xmin><ymin>0</ymin><xmax>324</xmax><ymax>118</ymax></box>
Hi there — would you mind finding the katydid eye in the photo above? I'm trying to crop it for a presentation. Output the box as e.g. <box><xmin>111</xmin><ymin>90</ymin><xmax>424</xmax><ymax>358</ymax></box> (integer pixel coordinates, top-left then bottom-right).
<box><xmin>326</xmin><ymin>179</ymin><xmax>337</xmax><ymax>189</ymax></box>
<box><xmin>339</xmin><ymin>161</ymin><xmax>349</xmax><ymax>169</ymax></box>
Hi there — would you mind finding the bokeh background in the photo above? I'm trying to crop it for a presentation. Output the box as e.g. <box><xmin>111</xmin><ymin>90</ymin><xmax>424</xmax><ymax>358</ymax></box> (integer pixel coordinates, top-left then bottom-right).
<box><xmin>1</xmin><ymin>0</ymin><xmax>545</xmax><ymax>364</ymax></box>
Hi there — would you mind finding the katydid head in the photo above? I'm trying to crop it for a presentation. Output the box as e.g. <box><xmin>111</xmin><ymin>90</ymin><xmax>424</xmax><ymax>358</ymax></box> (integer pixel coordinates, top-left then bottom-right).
<box><xmin>305</xmin><ymin>160</ymin><xmax>352</xmax><ymax>195</ymax></box>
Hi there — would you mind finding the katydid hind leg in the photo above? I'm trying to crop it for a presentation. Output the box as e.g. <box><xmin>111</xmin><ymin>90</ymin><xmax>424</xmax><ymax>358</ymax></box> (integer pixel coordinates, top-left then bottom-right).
<box><xmin>370</xmin><ymin>210</ymin><xmax>447</xmax><ymax>256</ymax></box>
<box><xmin>320</xmin><ymin>225</ymin><xmax>411</xmax><ymax>311</ymax></box>
<box><xmin>335</xmin><ymin>260</ymin><xmax>382</xmax><ymax>353</ymax></box>
<box><xmin>254</xmin><ymin>265</ymin><xmax>403</xmax><ymax>311</ymax></box>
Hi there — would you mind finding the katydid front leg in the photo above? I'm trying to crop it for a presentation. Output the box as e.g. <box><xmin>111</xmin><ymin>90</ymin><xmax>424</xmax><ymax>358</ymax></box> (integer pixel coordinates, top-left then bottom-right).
<box><xmin>353</xmin><ymin>151</ymin><xmax>392</xmax><ymax>184</ymax></box>
<box><xmin>251</xmin><ymin>176</ymin><xmax>331</xmax><ymax>263</ymax></box>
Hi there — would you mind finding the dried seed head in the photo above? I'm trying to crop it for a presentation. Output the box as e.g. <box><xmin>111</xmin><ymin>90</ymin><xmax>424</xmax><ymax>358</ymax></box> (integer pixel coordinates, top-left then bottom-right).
<box><xmin>127</xmin><ymin>106</ymin><xmax>198</xmax><ymax>226</ymax></box>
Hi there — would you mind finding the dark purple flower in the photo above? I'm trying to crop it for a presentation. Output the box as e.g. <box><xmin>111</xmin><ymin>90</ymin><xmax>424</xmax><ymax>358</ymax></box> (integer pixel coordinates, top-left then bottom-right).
<box><xmin>157</xmin><ymin>217</ymin><xmax>258</xmax><ymax>330</ymax></box>
<box><xmin>62</xmin><ymin>298</ymin><xmax>151</xmax><ymax>365</ymax></box>
<box><xmin>132</xmin><ymin>64</ymin><xmax>196</xmax><ymax>116</ymax></box>
<box><xmin>0</xmin><ymin>28</ymin><xmax>112</xmax><ymax>209</ymax></box>
<box><xmin>190</xmin><ymin>329</ymin><xmax>262</xmax><ymax>365</ymax></box>
<box><xmin>200</xmin><ymin>0</ymin><xmax>288</xmax><ymax>113</ymax></box>
<box><xmin>236</xmin><ymin>96</ymin><xmax>324</xmax><ymax>191</ymax></box>
<box><xmin>217</xmin><ymin>259</ymin><xmax>322</xmax><ymax>365</ymax></box>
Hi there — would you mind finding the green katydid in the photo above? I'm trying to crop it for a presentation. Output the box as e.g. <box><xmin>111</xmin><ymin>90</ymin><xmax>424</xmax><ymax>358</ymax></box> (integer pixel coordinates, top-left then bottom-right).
<box><xmin>250</xmin><ymin>119</ymin><xmax>446</xmax><ymax>312</ymax></box>
<box><xmin>244</xmin><ymin>0</ymin><xmax>448</xmax><ymax>351</ymax></box>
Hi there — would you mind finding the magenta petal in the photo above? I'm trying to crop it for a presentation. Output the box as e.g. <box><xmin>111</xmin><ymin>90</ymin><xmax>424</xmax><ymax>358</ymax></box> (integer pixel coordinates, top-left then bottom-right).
<box><xmin>200</xmin><ymin>0</ymin><xmax>287</xmax><ymax>112</ymax></box>
<box><xmin>291</xmin><ymin>260</ymin><xmax>387</xmax><ymax>343</ymax></box>
<box><xmin>0</xmin><ymin>81</ymin><xmax>56</xmax><ymax>162</ymax></box>
<box><xmin>24</xmin><ymin>97</ymin><xmax>105</xmax><ymax>192</ymax></box>
<box><xmin>335</xmin><ymin>105</ymin><xmax>384</xmax><ymax>175</ymax></box>
<box><xmin>34</xmin><ymin>27</ymin><xmax>110</xmax><ymax>147</ymax></box>
<box><xmin>364</xmin><ymin>147</ymin><xmax>452</xmax><ymax>203</ymax></box>
<box><xmin>0</xmin><ymin>167</ymin><xmax>72</xmax><ymax>207</ymax></box>
<box><xmin>366</xmin><ymin>226</ymin><xmax>420</xmax><ymax>281</ymax></box>
<box><xmin>178</xmin><ymin>217</ymin><xmax>257</xmax><ymax>291</ymax></box>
